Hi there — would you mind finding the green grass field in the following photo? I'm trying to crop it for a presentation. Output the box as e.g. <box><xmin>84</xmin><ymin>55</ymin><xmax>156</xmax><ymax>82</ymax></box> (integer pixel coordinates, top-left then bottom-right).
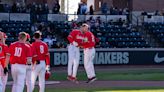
<box><xmin>5</xmin><ymin>66</ymin><xmax>164</xmax><ymax>92</ymax></box>
<box><xmin>51</xmin><ymin>67</ymin><xmax>164</xmax><ymax>81</ymax></box>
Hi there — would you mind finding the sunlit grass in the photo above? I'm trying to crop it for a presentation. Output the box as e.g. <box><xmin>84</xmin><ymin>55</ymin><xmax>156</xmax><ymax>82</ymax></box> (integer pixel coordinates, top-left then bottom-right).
<box><xmin>106</xmin><ymin>89</ymin><xmax>164</xmax><ymax>92</ymax></box>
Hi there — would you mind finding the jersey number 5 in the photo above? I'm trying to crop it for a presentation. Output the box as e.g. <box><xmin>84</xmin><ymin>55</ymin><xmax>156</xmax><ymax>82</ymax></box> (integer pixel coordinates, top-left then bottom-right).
<box><xmin>14</xmin><ymin>47</ymin><xmax>22</xmax><ymax>57</ymax></box>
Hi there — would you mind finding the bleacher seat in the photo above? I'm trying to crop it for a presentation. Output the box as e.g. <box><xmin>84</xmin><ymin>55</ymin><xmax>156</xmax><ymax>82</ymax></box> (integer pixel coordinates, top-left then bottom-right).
<box><xmin>0</xmin><ymin>20</ymin><xmax>151</xmax><ymax>48</ymax></box>
<box><xmin>0</xmin><ymin>21</ymin><xmax>31</xmax><ymax>45</ymax></box>
<box><xmin>144</xmin><ymin>22</ymin><xmax>164</xmax><ymax>45</ymax></box>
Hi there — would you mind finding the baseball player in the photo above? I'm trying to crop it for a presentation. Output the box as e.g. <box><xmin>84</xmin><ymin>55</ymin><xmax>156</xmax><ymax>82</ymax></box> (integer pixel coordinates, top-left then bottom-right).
<box><xmin>0</xmin><ymin>32</ymin><xmax>8</xmax><ymax>92</ymax></box>
<box><xmin>25</xmin><ymin>33</ymin><xmax>35</xmax><ymax>92</ymax></box>
<box><xmin>31</xmin><ymin>31</ymin><xmax>50</xmax><ymax>92</ymax></box>
<box><xmin>81</xmin><ymin>23</ymin><xmax>97</xmax><ymax>83</ymax></box>
<box><xmin>5</xmin><ymin>32</ymin><xmax>32</xmax><ymax>92</ymax></box>
<box><xmin>67</xmin><ymin>29</ymin><xmax>83</xmax><ymax>83</ymax></box>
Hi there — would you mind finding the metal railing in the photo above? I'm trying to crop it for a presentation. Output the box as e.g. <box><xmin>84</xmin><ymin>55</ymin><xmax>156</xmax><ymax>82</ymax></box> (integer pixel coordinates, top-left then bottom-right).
<box><xmin>0</xmin><ymin>13</ymin><xmax>127</xmax><ymax>23</ymax></box>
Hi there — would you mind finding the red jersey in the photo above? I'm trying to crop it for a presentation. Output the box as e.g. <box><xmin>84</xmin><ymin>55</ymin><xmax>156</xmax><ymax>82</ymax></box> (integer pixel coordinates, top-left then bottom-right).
<box><xmin>82</xmin><ymin>31</ymin><xmax>96</xmax><ymax>48</ymax></box>
<box><xmin>32</xmin><ymin>41</ymin><xmax>50</xmax><ymax>65</ymax></box>
<box><xmin>0</xmin><ymin>44</ymin><xmax>8</xmax><ymax>68</ymax></box>
<box><xmin>67</xmin><ymin>30</ymin><xmax>84</xmax><ymax>46</ymax></box>
<box><xmin>26</xmin><ymin>43</ymin><xmax>36</xmax><ymax>57</ymax></box>
<box><xmin>26</xmin><ymin>43</ymin><xmax>38</xmax><ymax>64</ymax></box>
<box><xmin>8</xmin><ymin>42</ymin><xmax>32</xmax><ymax>65</ymax></box>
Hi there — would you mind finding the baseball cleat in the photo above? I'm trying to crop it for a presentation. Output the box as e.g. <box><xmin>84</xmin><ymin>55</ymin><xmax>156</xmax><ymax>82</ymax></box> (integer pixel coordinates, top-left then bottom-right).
<box><xmin>67</xmin><ymin>76</ymin><xmax>73</xmax><ymax>81</ymax></box>
<box><xmin>86</xmin><ymin>77</ymin><xmax>97</xmax><ymax>83</ymax></box>
<box><xmin>67</xmin><ymin>76</ymin><xmax>79</xmax><ymax>84</ymax></box>
<box><xmin>71</xmin><ymin>77</ymin><xmax>79</xmax><ymax>84</ymax></box>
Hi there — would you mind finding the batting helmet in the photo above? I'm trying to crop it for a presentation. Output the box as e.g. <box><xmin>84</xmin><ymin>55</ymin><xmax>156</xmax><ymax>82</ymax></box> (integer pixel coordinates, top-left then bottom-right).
<box><xmin>45</xmin><ymin>71</ymin><xmax>51</xmax><ymax>80</ymax></box>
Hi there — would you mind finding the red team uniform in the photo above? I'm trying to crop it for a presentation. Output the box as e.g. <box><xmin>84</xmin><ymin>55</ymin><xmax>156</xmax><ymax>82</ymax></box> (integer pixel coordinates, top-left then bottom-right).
<box><xmin>0</xmin><ymin>44</ymin><xmax>8</xmax><ymax>69</ymax></box>
<box><xmin>26</xmin><ymin>42</ymin><xmax>34</xmax><ymax>92</ymax></box>
<box><xmin>8</xmin><ymin>41</ymin><xmax>32</xmax><ymax>92</ymax></box>
<box><xmin>67</xmin><ymin>29</ymin><xmax>84</xmax><ymax>46</ymax></box>
<box><xmin>82</xmin><ymin>31</ymin><xmax>97</xmax><ymax>83</ymax></box>
<box><xmin>8</xmin><ymin>42</ymin><xmax>32</xmax><ymax>65</ymax></box>
<box><xmin>32</xmin><ymin>41</ymin><xmax>50</xmax><ymax>65</ymax></box>
<box><xmin>67</xmin><ymin>29</ymin><xmax>83</xmax><ymax>82</ymax></box>
<box><xmin>82</xmin><ymin>31</ymin><xmax>96</xmax><ymax>49</ymax></box>
<box><xmin>0</xmin><ymin>43</ymin><xmax>8</xmax><ymax>92</ymax></box>
<box><xmin>31</xmin><ymin>41</ymin><xmax>50</xmax><ymax>92</ymax></box>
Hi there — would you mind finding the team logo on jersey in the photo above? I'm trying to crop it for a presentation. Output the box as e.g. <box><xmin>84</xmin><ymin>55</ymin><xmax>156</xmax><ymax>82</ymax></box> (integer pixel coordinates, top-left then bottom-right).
<box><xmin>83</xmin><ymin>37</ymin><xmax>88</xmax><ymax>42</ymax></box>
<box><xmin>154</xmin><ymin>53</ymin><xmax>164</xmax><ymax>63</ymax></box>
<box><xmin>76</xmin><ymin>35</ymin><xmax>84</xmax><ymax>40</ymax></box>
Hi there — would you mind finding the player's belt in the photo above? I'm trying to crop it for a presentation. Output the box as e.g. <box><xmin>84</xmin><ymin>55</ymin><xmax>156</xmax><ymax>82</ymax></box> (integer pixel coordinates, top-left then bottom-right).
<box><xmin>36</xmin><ymin>60</ymin><xmax>40</xmax><ymax>64</ymax></box>
<box><xmin>36</xmin><ymin>60</ymin><xmax>45</xmax><ymax>64</ymax></box>
<box><xmin>13</xmin><ymin>63</ymin><xmax>26</xmax><ymax>65</ymax></box>
<box><xmin>70</xmin><ymin>44</ymin><xmax>79</xmax><ymax>48</ymax></box>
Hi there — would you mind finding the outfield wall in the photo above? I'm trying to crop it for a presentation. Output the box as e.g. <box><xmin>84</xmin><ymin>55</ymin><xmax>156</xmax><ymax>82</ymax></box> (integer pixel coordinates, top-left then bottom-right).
<box><xmin>49</xmin><ymin>48</ymin><xmax>164</xmax><ymax>66</ymax></box>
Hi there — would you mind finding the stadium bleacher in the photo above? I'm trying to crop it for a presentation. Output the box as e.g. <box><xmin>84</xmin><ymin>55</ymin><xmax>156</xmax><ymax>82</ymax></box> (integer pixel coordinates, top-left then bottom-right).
<box><xmin>0</xmin><ymin>21</ymin><xmax>31</xmax><ymax>45</ymax></box>
<box><xmin>91</xmin><ymin>24</ymin><xmax>150</xmax><ymax>48</ymax></box>
<box><xmin>143</xmin><ymin>22</ymin><xmax>164</xmax><ymax>46</ymax></box>
<box><xmin>45</xmin><ymin>21</ymin><xmax>150</xmax><ymax>48</ymax></box>
<box><xmin>0</xmin><ymin>19</ymin><xmax>151</xmax><ymax>48</ymax></box>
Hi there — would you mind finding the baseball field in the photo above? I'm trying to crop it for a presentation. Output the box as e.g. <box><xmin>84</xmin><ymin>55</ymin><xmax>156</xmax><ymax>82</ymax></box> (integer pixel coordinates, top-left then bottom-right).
<box><xmin>6</xmin><ymin>65</ymin><xmax>164</xmax><ymax>92</ymax></box>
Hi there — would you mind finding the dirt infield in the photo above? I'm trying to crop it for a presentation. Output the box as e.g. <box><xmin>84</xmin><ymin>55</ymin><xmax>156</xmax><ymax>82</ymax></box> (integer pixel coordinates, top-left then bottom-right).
<box><xmin>46</xmin><ymin>80</ymin><xmax>164</xmax><ymax>89</ymax></box>
<box><xmin>6</xmin><ymin>80</ymin><xmax>164</xmax><ymax>91</ymax></box>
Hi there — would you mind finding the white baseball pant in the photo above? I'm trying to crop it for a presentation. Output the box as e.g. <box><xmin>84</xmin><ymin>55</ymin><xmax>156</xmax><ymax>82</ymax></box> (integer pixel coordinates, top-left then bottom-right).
<box><xmin>26</xmin><ymin>65</ymin><xmax>32</xmax><ymax>92</ymax></box>
<box><xmin>0</xmin><ymin>77</ymin><xmax>2</xmax><ymax>92</ymax></box>
<box><xmin>0</xmin><ymin>64</ymin><xmax>8</xmax><ymax>92</ymax></box>
<box><xmin>0</xmin><ymin>65</ymin><xmax>3</xmax><ymax>92</ymax></box>
<box><xmin>31</xmin><ymin>61</ymin><xmax>46</xmax><ymax>92</ymax></box>
<box><xmin>11</xmin><ymin>64</ymin><xmax>27</xmax><ymax>92</ymax></box>
<box><xmin>2</xmin><ymin>72</ymin><xmax>8</xmax><ymax>92</ymax></box>
<box><xmin>67</xmin><ymin>44</ymin><xmax>80</xmax><ymax>78</ymax></box>
<box><xmin>84</xmin><ymin>48</ymin><xmax>96</xmax><ymax>78</ymax></box>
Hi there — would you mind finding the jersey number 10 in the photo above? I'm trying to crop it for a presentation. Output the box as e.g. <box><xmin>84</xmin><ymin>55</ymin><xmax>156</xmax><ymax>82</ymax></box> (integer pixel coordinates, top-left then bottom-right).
<box><xmin>14</xmin><ymin>47</ymin><xmax>22</xmax><ymax>57</ymax></box>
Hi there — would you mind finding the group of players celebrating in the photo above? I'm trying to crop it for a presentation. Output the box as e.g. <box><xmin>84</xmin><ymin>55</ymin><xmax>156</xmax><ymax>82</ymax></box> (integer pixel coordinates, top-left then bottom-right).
<box><xmin>0</xmin><ymin>23</ymin><xmax>97</xmax><ymax>92</ymax></box>
<box><xmin>67</xmin><ymin>23</ymin><xmax>98</xmax><ymax>83</ymax></box>
<box><xmin>0</xmin><ymin>31</ymin><xmax>50</xmax><ymax>92</ymax></box>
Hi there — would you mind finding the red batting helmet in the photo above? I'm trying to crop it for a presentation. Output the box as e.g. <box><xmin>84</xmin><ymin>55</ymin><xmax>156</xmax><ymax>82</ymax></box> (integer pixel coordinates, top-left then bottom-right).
<box><xmin>45</xmin><ymin>71</ymin><xmax>51</xmax><ymax>80</ymax></box>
